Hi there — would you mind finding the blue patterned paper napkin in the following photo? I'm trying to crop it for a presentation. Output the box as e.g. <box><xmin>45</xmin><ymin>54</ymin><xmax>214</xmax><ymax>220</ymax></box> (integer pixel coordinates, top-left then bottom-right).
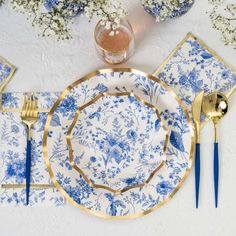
<box><xmin>0</xmin><ymin>92</ymin><xmax>66</xmax><ymax>206</ymax></box>
<box><xmin>154</xmin><ymin>33</ymin><xmax>236</xmax><ymax>114</ymax></box>
<box><xmin>0</xmin><ymin>56</ymin><xmax>16</xmax><ymax>92</ymax></box>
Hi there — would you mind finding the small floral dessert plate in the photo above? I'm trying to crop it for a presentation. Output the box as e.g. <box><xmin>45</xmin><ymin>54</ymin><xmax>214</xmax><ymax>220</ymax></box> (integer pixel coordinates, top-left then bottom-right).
<box><xmin>43</xmin><ymin>68</ymin><xmax>194</xmax><ymax>219</ymax></box>
<box><xmin>66</xmin><ymin>91</ymin><xmax>168</xmax><ymax>194</ymax></box>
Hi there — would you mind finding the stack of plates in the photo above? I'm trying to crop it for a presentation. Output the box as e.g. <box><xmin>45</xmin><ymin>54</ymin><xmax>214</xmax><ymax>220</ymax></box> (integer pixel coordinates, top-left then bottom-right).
<box><xmin>43</xmin><ymin>68</ymin><xmax>194</xmax><ymax>219</ymax></box>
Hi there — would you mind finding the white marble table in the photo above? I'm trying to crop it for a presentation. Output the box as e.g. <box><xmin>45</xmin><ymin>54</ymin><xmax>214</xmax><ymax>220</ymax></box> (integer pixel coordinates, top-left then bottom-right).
<box><xmin>0</xmin><ymin>0</ymin><xmax>236</xmax><ymax>236</ymax></box>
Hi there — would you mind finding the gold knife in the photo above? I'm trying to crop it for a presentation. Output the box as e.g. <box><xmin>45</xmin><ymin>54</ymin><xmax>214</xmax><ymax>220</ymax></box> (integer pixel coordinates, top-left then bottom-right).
<box><xmin>192</xmin><ymin>90</ymin><xmax>204</xmax><ymax>208</ymax></box>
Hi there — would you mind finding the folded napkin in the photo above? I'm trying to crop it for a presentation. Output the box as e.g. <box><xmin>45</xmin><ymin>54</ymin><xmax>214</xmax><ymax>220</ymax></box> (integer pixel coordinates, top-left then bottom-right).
<box><xmin>0</xmin><ymin>92</ymin><xmax>65</xmax><ymax>206</ymax></box>
<box><xmin>154</xmin><ymin>33</ymin><xmax>236</xmax><ymax>114</ymax></box>
<box><xmin>0</xmin><ymin>56</ymin><xmax>16</xmax><ymax>92</ymax></box>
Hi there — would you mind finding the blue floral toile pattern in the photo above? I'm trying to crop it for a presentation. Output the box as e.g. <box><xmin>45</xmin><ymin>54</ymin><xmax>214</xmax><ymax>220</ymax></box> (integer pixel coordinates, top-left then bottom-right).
<box><xmin>70</xmin><ymin>94</ymin><xmax>167</xmax><ymax>191</ymax></box>
<box><xmin>0</xmin><ymin>92</ymin><xmax>65</xmax><ymax>206</ymax></box>
<box><xmin>156</xmin><ymin>34</ymin><xmax>236</xmax><ymax>116</ymax></box>
<box><xmin>0</xmin><ymin>57</ymin><xmax>16</xmax><ymax>89</ymax></box>
<box><xmin>45</xmin><ymin>70</ymin><xmax>193</xmax><ymax>218</ymax></box>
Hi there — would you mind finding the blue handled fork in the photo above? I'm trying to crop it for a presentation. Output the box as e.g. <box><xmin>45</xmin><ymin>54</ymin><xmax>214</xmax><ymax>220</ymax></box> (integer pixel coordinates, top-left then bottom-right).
<box><xmin>21</xmin><ymin>95</ymin><xmax>38</xmax><ymax>205</ymax></box>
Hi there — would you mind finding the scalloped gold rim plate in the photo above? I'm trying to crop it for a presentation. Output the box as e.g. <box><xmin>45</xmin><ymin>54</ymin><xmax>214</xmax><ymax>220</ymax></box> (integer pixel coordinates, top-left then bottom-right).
<box><xmin>42</xmin><ymin>68</ymin><xmax>195</xmax><ymax>219</ymax></box>
<box><xmin>66</xmin><ymin>91</ymin><xmax>169</xmax><ymax>194</ymax></box>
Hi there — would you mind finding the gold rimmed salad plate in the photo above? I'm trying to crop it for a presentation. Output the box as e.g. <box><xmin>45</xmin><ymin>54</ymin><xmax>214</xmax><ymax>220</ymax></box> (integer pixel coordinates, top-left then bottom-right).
<box><xmin>66</xmin><ymin>91</ymin><xmax>169</xmax><ymax>194</ymax></box>
<box><xmin>43</xmin><ymin>68</ymin><xmax>194</xmax><ymax>219</ymax></box>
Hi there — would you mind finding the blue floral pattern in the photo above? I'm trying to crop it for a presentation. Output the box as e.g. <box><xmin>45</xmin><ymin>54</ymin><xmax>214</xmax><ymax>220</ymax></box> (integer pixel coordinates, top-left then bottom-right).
<box><xmin>45</xmin><ymin>70</ymin><xmax>193</xmax><ymax>218</ymax></box>
<box><xmin>144</xmin><ymin>0</ymin><xmax>195</xmax><ymax>21</ymax></box>
<box><xmin>44</xmin><ymin>0</ymin><xmax>83</xmax><ymax>17</ymax></box>
<box><xmin>0</xmin><ymin>92</ymin><xmax>65</xmax><ymax>206</ymax></box>
<box><xmin>70</xmin><ymin>94</ymin><xmax>167</xmax><ymax>191</ymax></box>
<box><xmin>156</xmin><ymin>34</ymin><xmax>236</xmax><ymax>116</ymax></box>
<box><xmin>1</xmin><ymin>36</ymin><xmax>234</xmax><ymax>211</ymax></box>
<box><xmin>0</xmin><ymin>57</ymin><xmax>16</xmax><ymax>89</ymax></box>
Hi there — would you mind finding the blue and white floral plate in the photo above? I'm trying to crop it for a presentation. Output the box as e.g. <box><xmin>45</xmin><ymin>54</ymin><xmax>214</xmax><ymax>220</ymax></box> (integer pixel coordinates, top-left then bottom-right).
<box><xmin>43</xmin><ymin>68</ymin><xmax>194</xmax><ymax>219</ymax></box>
<box><xmin>67</xmin><ymin>91</ymin><xmax>168</xmax><ymax>194</ymax></box>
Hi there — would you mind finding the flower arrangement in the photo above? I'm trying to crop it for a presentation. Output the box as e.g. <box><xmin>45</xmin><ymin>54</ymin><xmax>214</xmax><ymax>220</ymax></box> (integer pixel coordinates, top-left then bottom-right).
<box><xmin>141</xmin><ymin>0</ymin><xmax>194</xmax><ymax>22</ymax></box>
<box><xmin>1</xmin><ymin>0</ymin><xmax>196</xmax><ymax>40</ymax></box>
<box><xmin>208</xmin><ymin>0</ymin><xmax>236</xmax><ymax>47</ymax></box>
<box><xmin>2</xmin><ymin>0</ymin><xmax>127</xmax><ymax>40</ymax></box>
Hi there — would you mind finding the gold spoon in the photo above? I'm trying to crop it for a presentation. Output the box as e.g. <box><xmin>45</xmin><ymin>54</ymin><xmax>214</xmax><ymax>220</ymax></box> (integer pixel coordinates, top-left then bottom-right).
<box><xmin>202</xmin><ymin>92</ymin><xmax>228</xmax><ymax>208</ymax></box>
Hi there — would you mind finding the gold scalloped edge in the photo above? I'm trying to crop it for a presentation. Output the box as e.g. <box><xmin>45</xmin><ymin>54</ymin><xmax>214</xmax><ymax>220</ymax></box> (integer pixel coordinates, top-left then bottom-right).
<box><xmin>42</xmin><ymin>68</ymin><xmax>195</xmax><ymax>219</ymax></box>
<box><xmin>66</xmin><ymin>91</ymin><xmax>169</xmax><ymax>195</ymax></box>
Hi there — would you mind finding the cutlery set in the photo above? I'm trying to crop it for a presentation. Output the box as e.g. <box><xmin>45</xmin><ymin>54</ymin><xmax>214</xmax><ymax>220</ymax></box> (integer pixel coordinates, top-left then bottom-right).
<box><xmin>192</xmin><ymin>91</ymin><xmax>229</xmax><ymax>208</ymax></box>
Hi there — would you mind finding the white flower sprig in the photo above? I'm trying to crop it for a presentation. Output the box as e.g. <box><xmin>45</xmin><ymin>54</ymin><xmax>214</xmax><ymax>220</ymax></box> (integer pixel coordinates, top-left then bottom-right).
<box><xmin>8</xmin><ymin>0</ymin><xmax>127</xmax><ymax>40</ymax></box>
<box><xmin>208</xmin><ymin>0</ymin><xmax>236</xmax><ymax>47</ymax></box>
<box><xmin>82</xmin><ymin>0</ymin><xmax>127</xmax><ymax>31</ymax></box>
<box><xmin>141</xmin><ymin>0</ymin><xmax>193</xmax><ymax>22</ymax></box>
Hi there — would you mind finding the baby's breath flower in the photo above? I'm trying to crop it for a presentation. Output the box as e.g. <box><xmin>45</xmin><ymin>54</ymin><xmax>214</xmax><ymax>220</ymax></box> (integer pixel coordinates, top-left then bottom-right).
<box><xmin>141</xmin><ymin>0</ymin><xmax>194</xmax><ymax>22</ymax></box>
<box><xmin>8</xmin><ymin>0</ymin><xmax>127</xmax><ymax>40</ymax></box>
<box><xmin>208</xmin><ymin>0</ymin><xmax>236</xmax><ymax>47</ymax></box>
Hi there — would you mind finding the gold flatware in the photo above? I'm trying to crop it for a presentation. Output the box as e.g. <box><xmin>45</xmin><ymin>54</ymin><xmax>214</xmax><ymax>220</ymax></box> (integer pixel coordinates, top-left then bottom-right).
<box><xmin>202</xmin><ymin>92</ymin><xmax>228</xmax><ymax>208</ymax></box>
<box><xmin>200</xmin><ymin>87</ymin><xmax>235</xmax><ymax>130</ymax></box>
<box><xmin>21</xmin><ymin>94</ymin><xmax>39</xmax><ymax>205</ymax></box>
<box><xmin>192</xmin><ymin>91</ymin><xmax>204</xmax><ymax>208</ymax></box>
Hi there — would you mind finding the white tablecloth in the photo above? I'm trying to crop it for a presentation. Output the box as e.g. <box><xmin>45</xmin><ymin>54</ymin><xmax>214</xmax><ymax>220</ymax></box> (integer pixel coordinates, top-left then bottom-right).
<box><xmin>0</xmin><ymin>0</ymin><xmax>236</xmax><ymax>236</ymax></box>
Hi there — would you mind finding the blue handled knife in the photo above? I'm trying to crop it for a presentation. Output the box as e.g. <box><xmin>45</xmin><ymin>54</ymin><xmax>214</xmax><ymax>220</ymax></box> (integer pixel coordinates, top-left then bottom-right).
<box><xmin>192</xmin><ymin>91</ymin><xmax>204</xmax><ymax>208</ymax></box>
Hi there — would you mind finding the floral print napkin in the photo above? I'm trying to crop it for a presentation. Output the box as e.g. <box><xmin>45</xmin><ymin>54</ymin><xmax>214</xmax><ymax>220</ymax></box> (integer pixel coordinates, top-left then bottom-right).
<box><xmin>0</xmin><ymin>56</ymin><xmax>16</xmax><ymax>92</ymax></box>
<box><xmin>153</xmin><ymin>32</ymin><xmax>236</xmax><ymax>115</ymax></box>
<box><xmin>0</xmin><ymin>92</ymin><xmax>65</xmax><ymax>206</ymax></box>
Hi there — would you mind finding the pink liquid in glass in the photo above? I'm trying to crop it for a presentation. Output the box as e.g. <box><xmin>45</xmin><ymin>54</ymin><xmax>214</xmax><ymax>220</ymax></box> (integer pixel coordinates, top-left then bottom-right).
<box><xmin>95</xmin><ymin>20</ymin><xmax>135</xmax><ymax>64</ymax></box>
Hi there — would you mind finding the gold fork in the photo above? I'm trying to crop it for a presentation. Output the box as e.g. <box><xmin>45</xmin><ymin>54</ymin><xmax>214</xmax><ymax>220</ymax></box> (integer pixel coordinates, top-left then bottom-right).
<box><xmin>21</xmin><ymin>94</ymin><xmax>38</xmax><ymax>205</ymax></box>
